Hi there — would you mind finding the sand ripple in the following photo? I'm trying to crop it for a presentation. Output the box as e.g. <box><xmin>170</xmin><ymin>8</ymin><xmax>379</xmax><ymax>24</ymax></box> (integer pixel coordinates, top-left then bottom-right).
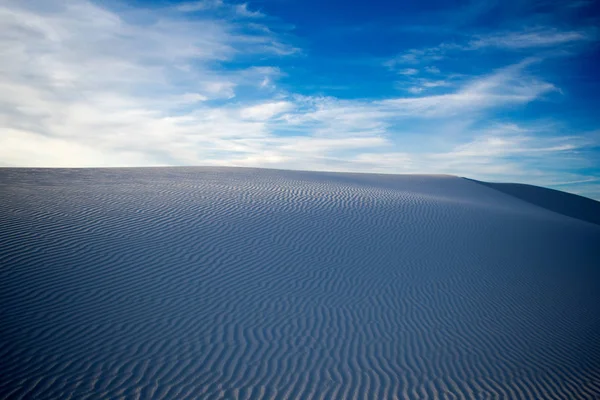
<box><xmin>1</xmin><ymin>167</ymin><xmax>599</xmax><ymax>399</ymax></box>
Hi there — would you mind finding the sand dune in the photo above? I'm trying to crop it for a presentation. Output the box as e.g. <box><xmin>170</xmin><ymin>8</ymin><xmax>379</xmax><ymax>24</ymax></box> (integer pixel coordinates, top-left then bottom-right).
<box><xmin>467</xmin><ymin>178</ymin><xmax>600</xmax><ymax>227</ymax></box>
<box><xmin>1</xmin><ymin>167</ymin><xmax>599</xmax><ymax>399</ymax></box>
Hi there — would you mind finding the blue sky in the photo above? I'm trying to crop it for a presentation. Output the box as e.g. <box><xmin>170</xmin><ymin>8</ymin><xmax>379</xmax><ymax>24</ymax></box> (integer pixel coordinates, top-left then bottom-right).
<box><xmin>1</xmin><ymin>0</ymin><xmax>599</xmax><ymax>198</ymax></box>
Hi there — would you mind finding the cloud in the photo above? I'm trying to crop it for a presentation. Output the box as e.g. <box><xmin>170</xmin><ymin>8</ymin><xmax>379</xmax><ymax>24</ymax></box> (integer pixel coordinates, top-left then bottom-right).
<box><xmin>234</xmin><ymin>3</ymin><xmax>264</xmax><ymax>18</ymax></box>
<box><xmin>0</xmin><ymin>0</ymin><xmax>598</xmax><ymax>199</ymax></box>
<box><xmin>468</xmin><ymin>28</ymin><xmax>592</xmax><ymax>49</ymax></box>
<box><xmin>1</xmin><ymin>128</ymin><xmax>159</xmax><ymax>167</ymax></box>
<box><xmin>177</xmin><ymin>0</ymin><xmax>263</xmax><ymax>18</ymax></box>
<box><xmin>398</xmin><ymin>68</ymin><xmax>419</xmax><ymax>75</ymax></box>
<box><xmin>386</xmin><ymin>27</ymin><xmax>593</xmax><ymax>69</ymax></box>
<box><xmin>176</xmin><ymin>0</ymin><xmax>224</xmax><ymax>12</ymax></box>
<box><xmin>240</xmin><ymin>101</ymin><xmax>294</xmax><ymax>120</ymax></box>
<box><xmin>407</xmin><ymin>87</ymin><xmax>424</xmax><ymax>94</ymax></box>
<box><xmin>383</xmin><ymin>59</ymin><xmax>556</xmax><ymax>116</ymax></box>
<box><xmin>385</xmin><ymin>47</ymin><xmax>447</xmax><ymax>67</ymax></box>
<box><xmin>350</xmin><ymin>123</ymin><xmax>593</xmax><ymax>187</ymax></box>
<box><xmin>0</xmin><ymin>0</ymin><xmax>299</xmax><ymax>169</ymax></box>
<box><xmin>403</xmin><ymin>79</ymin><xmax>451</xmax><ymax>94</ymax></box>
<box><xmin>0</xmin><ymin>0</ymin><xmax>387</xmax><ymax>170</ymax></box>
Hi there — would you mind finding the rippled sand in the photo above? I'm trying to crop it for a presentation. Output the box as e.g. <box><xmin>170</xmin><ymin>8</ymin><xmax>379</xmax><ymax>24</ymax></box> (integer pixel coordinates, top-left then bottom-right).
<box><xmin>1</xmin><ymin>167</ymin><xmax>599</xmax><ymax>399</ymax></box>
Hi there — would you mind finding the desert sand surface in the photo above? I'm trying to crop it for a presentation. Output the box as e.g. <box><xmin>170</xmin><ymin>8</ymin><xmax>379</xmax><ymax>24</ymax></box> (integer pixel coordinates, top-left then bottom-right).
<box><xmin>1</xmin><ymin>167</ymin><xmax>599</xmax><ymax>399</ymax></box>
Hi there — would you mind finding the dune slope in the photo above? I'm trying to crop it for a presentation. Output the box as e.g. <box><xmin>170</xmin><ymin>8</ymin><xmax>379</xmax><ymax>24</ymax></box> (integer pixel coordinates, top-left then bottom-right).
<box><xmin>1</xmin><ymin>167</ymin><xmax>599</xmax><ymax>399</ymax></box>
<box><xmin>467</xmin><ymin>178</ymin><xmax>600</xmax><ymax>226</ymax></box>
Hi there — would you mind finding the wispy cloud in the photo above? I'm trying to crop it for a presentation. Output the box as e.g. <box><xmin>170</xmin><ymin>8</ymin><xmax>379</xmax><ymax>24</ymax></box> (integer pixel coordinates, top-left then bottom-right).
<box><xmin>386</xmin><ymin>27</ymin><xmax>593</xmax><ymax>69</ymax></box>
<box><xmin>398</xmin><ymin>68</ymin><xmax>419</xmax><ymax>75</ymax></box>
<box><xmin>383</xmin><ymin>59</ymin><xmax>556</xmax><ymax>116</ymax></box>
<box><xmin>176</xmin><ymin>0</ymin><xmax>264</xmax><ymax>18</ymax></box>
<box><xmin>350</xmin><ymin>123</ymin><xmax>593</xmax><ymax>184</ymax></box>
<box><xmin>234</xmin><ymin>3</ymin><xmax>264</xmax><ymax>18</ymax></box>
<box><xmin>176</xmin><ymin>0</ymin><xmax>224</xmax><ymax>12</ymax></box>
<box><xmin>468</xmin><ymin>28</ymin><xmax>592</xmax><ymax>49</ymax></box>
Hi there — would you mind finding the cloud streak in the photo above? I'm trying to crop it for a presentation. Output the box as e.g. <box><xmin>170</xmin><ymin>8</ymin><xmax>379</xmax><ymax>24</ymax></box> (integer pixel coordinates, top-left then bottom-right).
<box><xmin>386</xmin><ymin>27</ymin><xmax>593</xmax><ymax>69</ymax></box>
<box><xmin>469</xmin><ymin>28</ymin><xmax>592</xmax><ymax>49</ymax></box>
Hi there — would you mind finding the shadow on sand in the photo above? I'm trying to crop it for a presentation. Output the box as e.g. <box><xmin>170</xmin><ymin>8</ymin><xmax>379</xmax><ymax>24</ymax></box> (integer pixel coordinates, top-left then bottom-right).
<box><xmin>466</xmin><ymin>178</ymin><xmax>600</xmax><ymax>226</ymax></box>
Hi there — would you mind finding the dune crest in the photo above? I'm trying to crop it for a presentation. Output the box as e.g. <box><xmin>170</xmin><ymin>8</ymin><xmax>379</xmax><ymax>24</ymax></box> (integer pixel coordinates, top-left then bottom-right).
<box><xmin>1</xmin><ymin>167</ymin><xmax>599</xmax><ymax>399</ymax></box>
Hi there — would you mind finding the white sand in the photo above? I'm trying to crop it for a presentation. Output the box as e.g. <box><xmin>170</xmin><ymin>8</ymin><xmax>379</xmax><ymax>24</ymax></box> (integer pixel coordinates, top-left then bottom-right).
<box><xmin>1</xmin><ymin>167</ymin><xmax>599</xmax><ymax>399</ymax></box>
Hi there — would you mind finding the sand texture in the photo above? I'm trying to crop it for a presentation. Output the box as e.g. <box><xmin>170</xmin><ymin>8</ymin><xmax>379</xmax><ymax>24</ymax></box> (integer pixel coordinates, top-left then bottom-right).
<box><xmin>1</xmin><ymin>167</ymin><xmax>599</xmax><ymax>399</ymax></box>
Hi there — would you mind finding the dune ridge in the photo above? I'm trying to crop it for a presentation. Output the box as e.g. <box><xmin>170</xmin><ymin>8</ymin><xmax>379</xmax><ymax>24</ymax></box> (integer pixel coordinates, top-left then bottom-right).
<box><xmin>1</xmin><ymin>167</ymin><xmax>599</xmax><ymax>399</ymax></box>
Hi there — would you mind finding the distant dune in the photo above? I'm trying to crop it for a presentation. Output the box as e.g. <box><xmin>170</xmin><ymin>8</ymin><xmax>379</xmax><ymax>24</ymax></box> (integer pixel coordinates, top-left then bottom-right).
<box><xmin>1</xmin><ymin>167</ymin><xmax>599</xmax><ymax>399</ymax></box>
<box><xmin>466</xmin><ymin>178</ymin><xmax>600</xmax><ymax>227</ymax></box>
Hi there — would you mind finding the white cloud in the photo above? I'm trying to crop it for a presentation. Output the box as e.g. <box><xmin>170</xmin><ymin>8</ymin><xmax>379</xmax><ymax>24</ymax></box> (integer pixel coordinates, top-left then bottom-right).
<box><xmin>176</xmin><ymin>0</ymin><xmax>263</xmax><ymax>18</ymax></box>
<box><xmin>0</xmin><ymin>1</ymin><xmax>598</xmax><ymax>198</ymax></box>
<box><xmin>234</xmin><ymin>3</ymin><xmax>264</xmax><ymax>18</ymax></box>
<box><xmin>350</xmin><ymin>123</ymin><xmax>591</xmax><ymax>187</ymax></box>
<box><xmin>469</xmin><ymin>28</ymin><xmax>591</xmax><ymax>49</ymax></box>
<box><xmin>404</xmin><ymin>79</ymin><xmax>450</xmax><ymax>94</ymax></box>
<box><xmin>383</xmin><ymin>59</ymin><xmax>556</xmax><ymax>116</ymax></box>
<box><xmin>421</xmin><ymin>80</ymin><xmax>448</xmax><ymax>88</ymax></box>
<box><xmin>176</xmin><ymin>0</ymin><xmax>224</xmax><ymax>12</ymax></box>
<box><xmin>240</xmin><ymin>101</ymin><xmax>294</xmax><ymax>120</ymax></box>
<box><xmin>0</xmin><ymin>1</ymin><xmax>569</xmax><ymax>171</ymax></box>
<box><xmin>399</xmin><ymin>68</ymin><xmax>419</xmax><ymax>75</ymax></box>
<box><xmin>0</xmin><ymin>129</ymin><xmax>157</xmax><ymax>167</ymax></box>
<box><xmin>386</xmin><ymin>27</ymin><xmax>592</xmax><ymax>69</ymax></box>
